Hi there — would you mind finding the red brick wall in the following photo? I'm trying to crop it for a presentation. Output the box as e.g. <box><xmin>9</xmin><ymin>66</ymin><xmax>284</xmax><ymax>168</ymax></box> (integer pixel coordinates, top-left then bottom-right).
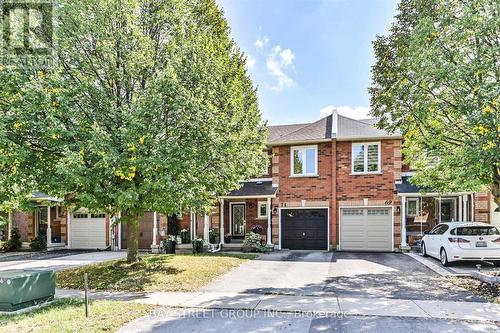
<box><xmin>336</xmin><ymin>140</ymin><xmax>399</xmax><ymax>201</ymax></box>
<box><xmin>276</xmin><ymin>142</ymin><xmax>333</xmax><ymax>202</ymax></box>
<box><xmin>474</xmin><ymin>192</ymin><xmax>490</xmax><ymax>223</ymax></box>
<box><xmin>12</xmin><ymin>211</ymin><xmax>29</xmax><ymax>242</ymax></box>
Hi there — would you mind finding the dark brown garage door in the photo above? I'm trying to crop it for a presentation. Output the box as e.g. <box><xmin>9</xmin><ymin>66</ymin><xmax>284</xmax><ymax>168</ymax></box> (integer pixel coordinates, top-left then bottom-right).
<box><xmin>121</xmin><ymin>212</ymin><xmax>154</xmax><ymax>250</ymax></box>
<box><xmin>281</xmin><ymin>209</ymin><xmax>328</xmax><ymax>250</ymax></box>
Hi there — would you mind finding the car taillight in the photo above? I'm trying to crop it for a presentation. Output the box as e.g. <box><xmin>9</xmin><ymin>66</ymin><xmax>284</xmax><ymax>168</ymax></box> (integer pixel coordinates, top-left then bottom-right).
<box><xmin>493</xmin><ymin>238</ymin><xmax>500</xmax><ymax>243</ymax></box>
<box><xmin>448</xmin><ymin>237</ymin><xmax>470</xmax><ymax>243</ymax></box>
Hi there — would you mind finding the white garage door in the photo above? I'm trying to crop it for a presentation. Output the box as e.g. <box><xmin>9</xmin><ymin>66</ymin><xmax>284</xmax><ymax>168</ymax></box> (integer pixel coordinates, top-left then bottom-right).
<box><xmin>340</xmin><ymin>207</ymin><xmax>392</xmax><ymax>251</ymax></box>
<box><xmin>70</xmin><ymin>213</ymin><xmax>107</xmax><ymax>249</ymax></box>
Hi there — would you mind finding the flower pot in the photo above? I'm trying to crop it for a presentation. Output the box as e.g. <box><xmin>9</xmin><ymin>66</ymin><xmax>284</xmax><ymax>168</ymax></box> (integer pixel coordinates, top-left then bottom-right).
<box><xmin>209</xmin><ymin>234</ymin><xmax>216</xmax><ymax>244</ymax></box>
<box><xmin>224</xmin><ymin>236</ymin><xmax>232</xmax><ymax>244</ymax></box>
<box><xmin>165</xmin><ymin>240</ymin><xmax>176</xmax><ymax>254</ymax></box>
<box><xmin>192</xmin><ymin>239</ymin><xmax>203</xmax><ymax>253</ymax></box>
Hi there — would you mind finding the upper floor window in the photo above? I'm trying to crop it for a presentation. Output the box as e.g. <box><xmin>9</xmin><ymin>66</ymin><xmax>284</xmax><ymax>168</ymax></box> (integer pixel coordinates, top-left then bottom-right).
<box><xmin>352</xmin><ymin>142</ymin><xmax>381</xmax><ymax>174</ymax></box>
<box><xmin>290</xmin><ymin>145</ymin><xmax>318</xmax><ymax>176</ymax></box>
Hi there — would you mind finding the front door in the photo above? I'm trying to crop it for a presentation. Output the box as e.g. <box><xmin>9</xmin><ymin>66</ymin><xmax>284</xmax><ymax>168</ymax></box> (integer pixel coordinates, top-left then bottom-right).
<box><xmin>232</xmin><ymin>204</ymin><xmax>245</xmax><ymax>236</ymax></box>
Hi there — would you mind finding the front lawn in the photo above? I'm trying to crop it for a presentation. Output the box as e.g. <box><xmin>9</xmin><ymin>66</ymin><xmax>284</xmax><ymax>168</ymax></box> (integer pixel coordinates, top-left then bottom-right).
<box><xmin>57</xmin><ymin>253</ymin><xmax>257</xmax><ymax>292</ymax></box>
<box><xmin>0</xmin><ymin>298</ymin><xmax>154</xmax><ymax>333</ymax></box>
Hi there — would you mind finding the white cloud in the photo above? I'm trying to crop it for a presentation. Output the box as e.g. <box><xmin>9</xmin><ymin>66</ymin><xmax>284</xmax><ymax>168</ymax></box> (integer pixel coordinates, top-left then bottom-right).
<box><xmin>246</xmin><ymin>54</ymin><xmax>256</xmax><ymax>70</ymax></box>
<box><xmin>319</xmin><ymin>105</ymin><xmax>371</xmax><ymax>119</ymax></box>
<box><xmin>254</xmin><ymin>36</ymin><xmax>269</xmax><ymax>49</ymax></box>
<box><xmin>266</xmin><ymin>45</ymin><xmax>296</xmax><ymax>91</ymax></box>
<box><xmin>279</xmin><ymin>48</ymin><xmax>295</xmax><ymax>66</ymax></box>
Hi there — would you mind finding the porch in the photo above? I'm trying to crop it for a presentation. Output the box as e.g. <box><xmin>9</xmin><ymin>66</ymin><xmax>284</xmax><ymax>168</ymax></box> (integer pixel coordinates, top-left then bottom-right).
<box><xmin>397</xmin><ymin>177</ymin><xmax>478</xmax><ymax>248</ymax></box>
<box><xmin>16</xmin><ymin>193</ymin><xmax>67</xmax><ymax>249</ymax></box>
<box><xmin>181</xmin><ymin>180</ymin><xmax>278</xmax><ymax>251</ymax></box>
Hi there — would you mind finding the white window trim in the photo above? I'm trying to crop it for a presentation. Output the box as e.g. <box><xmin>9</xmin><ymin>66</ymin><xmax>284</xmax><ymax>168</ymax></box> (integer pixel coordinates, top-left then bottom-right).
<box><xmin>257</xmin><ymin>201</ymin><xmax>268</xmax><ymax>219</ymax></box>
<box><xmin>351</xmin><ymin>142</ymin><xmax>381</xmax><ymax>174</ymax></box>
<box><xmin>290</xmin><ymin>145</ymin><xmax>318</xmax><ymax>177</ymax></box>
<box><xmin>406</xmin><ymin>198</ymin><xmax>420</xmax><ymax>217</ymax></box>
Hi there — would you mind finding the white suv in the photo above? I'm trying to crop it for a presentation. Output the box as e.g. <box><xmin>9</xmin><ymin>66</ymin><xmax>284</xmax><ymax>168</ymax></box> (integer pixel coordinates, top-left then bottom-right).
<box><xmin>421</xmin><ymin>222</ymin><xmax>500</xmax><ymax>266</ymax></box>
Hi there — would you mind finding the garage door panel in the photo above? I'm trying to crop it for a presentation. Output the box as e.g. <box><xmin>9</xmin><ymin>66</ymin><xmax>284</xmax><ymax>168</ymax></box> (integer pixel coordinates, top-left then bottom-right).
<box><xmin>71</xmin><ymin>216</ymin><xmax>106</xmax><ymax>249</ymax></box>
<box><xmin>340</xmin><ymin>208</ymin><xmax>392</xmax><ymax>252</ymax></box>
<box><xmin>281</xmin><ymin>209</ymin><xmax>328</xmax><ymax>250</ymax></box>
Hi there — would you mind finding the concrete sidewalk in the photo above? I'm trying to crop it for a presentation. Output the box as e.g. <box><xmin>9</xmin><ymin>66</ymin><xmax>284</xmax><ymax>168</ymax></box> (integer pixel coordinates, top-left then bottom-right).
<box><xmin>56</xmin><ymin>289</ymin><xmax>500</xmax><ymax>323</ymax></box>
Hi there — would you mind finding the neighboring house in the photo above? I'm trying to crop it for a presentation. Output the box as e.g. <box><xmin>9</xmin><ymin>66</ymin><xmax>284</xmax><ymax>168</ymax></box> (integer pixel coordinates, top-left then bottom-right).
<box><xmin>4</xmin><ymin>111</ymin><xmax>494</xmax><ymax>252</ymax></box>
<box><xmin>8</xmin><ymin>192</ymin><xmax>112</xmax><ymax>250</ymax></box>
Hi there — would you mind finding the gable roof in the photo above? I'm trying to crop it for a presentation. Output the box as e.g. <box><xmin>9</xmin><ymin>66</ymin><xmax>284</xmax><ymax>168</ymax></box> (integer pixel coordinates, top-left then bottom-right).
<box><xmin>267</xmin><ymin>113</ymin><xmax>400</xmax><ymax>145</ymax></box>
<box><xmin>268</xmin><ymin>115</ymin><xmax>333</xmax><ymax>145</ymax></box>
<box><xmin>336</xmin><ymin>115</ymin><xmax>399</xmax><ymax>140</ymax></box>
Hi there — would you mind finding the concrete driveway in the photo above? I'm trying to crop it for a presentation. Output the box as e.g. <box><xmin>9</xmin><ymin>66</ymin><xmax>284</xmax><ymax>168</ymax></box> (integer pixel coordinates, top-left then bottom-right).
<box><xmin>0</xmin><ymin>251</ymin><xmax>125</xmax><ymax>272</ymax></box>
<box><xmin>202</xmin><ymin>251</ymin><xmax>482</xmax><ymax>302</ymax></box>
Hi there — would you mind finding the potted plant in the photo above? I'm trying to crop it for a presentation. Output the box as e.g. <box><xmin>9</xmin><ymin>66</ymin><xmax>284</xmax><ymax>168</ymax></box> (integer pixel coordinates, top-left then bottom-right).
<box><xmin>164</xmin><ymin>235</ymin><xmax>177</xmax><ymax>254</ymax></box>
<box><xmin>209</xmin><ymin>228</ymin><xmax>217</xmax><ymax>244</ymax></box>
<box><xmin>180</xmin><ymin>229</ymin><xmax>190</xmax><ymax>244</ymax></box>
<box><xmin>224</xmin><ymin>234</ymin><xmax>232</xmax><ymax>244</ymax></box>
<box><xmin>192</xmin><ymin>238</ymin><xmax>204</xmax><ymax>253</ymax></box>
<box><xmin>251</xmin><ymin>224</ymin><xmax>263</xmax><ymax>234</ymax></box>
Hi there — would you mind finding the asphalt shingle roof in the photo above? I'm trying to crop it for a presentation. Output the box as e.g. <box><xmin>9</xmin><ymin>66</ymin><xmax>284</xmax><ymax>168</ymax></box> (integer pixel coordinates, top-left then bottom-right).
<box><xmin>336</xmin><ymin>115</ymin><xmax>397</xmax><ymax>139</ymax></box>
<box><xmin>225</xmin><ymin>181</ymin><xmax>278</xmax><ymax>197</ymax></box>
<box><xmin>267</xmin><ymin>113</ymin><xmax>400</xmax><ymax>145</ymax></box>
<box><xmin>268</xmin><ymin>115</ymin><xmax>332</xmax><ymax>144</ymax></box>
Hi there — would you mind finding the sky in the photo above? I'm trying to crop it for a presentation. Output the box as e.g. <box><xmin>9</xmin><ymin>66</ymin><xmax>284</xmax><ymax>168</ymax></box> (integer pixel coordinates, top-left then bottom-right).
<box><xmin>216</xmin><ymin>0</ymin><xmax>399</xmax><ymax>125</ymax></box>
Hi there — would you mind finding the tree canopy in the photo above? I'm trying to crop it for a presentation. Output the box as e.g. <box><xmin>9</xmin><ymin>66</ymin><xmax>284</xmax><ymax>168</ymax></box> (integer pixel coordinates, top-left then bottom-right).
<box><xmin>370</xmin><ymin>0</ymin><xmax>499</xmax><ymax>207</ymax></box>
<box><xmin>0</xmin><ymin>0</ymin><xmax>266</xmax><ymax>261</ymax></box>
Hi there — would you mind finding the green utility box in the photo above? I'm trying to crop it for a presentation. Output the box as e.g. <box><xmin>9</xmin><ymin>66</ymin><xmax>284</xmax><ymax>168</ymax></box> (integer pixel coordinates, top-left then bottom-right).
<box><xmin>0</xmin><ymin>269</ymin><xmax>55</xmax><ymax>312</ymax></box>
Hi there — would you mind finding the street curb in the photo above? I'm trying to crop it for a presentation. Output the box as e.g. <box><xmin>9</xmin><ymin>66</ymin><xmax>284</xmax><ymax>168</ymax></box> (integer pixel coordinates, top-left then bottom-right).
<box><xmin>405</xmin><ymin>253</ymin><xmax>457</xmax><ymax>277</ymax></box>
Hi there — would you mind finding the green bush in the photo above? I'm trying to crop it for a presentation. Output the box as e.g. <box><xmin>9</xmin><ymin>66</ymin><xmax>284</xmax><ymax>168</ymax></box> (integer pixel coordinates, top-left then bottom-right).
<box><xmin>243</xmin><ymin>232</ymin><xmax>267</xmax><ymax>253</ymax></box>
<box><xmin>0</xmin><ymin>227</ymin><xmax>22</xmax><ymax>252</ymax></box>
<box><xmin>30</xmin><ymin>229</ymin><xmax>47</xmax><ymax>251</ymax></box>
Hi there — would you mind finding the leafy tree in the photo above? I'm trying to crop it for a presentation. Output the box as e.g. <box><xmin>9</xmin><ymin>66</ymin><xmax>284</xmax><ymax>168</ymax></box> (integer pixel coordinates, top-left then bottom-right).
<box><xmin>370</xmin><ymin>0</ymin><xmax>499</xmax><ymax>209</ymax></box>
<box><xmin>0</xmin><ymin>0</ymin><xmax>266</xmax><ymax>262</ymax></box>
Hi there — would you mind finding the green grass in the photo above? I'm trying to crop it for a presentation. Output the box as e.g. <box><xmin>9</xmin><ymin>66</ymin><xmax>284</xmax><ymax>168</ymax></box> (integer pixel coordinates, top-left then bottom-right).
<box><xmin>57</xmin><ymin>253</ymin><xmax>257</xmax><ymax>292</ymax></box>
<box><xmin>0</xmin><ymin>298</ymin><xmax>154</xmax><ymax>333</ymax></box>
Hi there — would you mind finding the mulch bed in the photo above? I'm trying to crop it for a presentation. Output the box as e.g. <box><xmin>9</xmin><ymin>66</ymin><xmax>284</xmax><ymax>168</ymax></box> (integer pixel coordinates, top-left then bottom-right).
<box><xmin>449</xmin><ymin>272</ymin><xmax>500</xmax><ymax>304</ymax></box>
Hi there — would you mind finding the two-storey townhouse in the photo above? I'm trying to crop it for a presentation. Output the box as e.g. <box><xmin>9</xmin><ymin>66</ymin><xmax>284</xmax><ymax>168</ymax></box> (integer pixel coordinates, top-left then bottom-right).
<box><xmin>6</xmin><ymin>111</ymin><xmax>494</xmax><ymax>252</ymax></box>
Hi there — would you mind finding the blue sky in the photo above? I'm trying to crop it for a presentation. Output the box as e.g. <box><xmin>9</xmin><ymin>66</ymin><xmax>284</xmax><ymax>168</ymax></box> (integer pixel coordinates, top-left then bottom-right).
<box><xmin>216</xmin><ymin>0</ymin><xmax>399</xmax><ymax>125</ymax></box>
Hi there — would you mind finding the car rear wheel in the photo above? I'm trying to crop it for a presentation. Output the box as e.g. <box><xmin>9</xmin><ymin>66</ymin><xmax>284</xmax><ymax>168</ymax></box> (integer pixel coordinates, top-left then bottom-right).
<box><xmin>421</xmin><ymin>242</ymin><xmax>428</xmax><ymax>257</ymax></box>
<box><xmin>440</xmin><ymin>248</ymin><xmax>449</xmax><ymax>267</ymax></box>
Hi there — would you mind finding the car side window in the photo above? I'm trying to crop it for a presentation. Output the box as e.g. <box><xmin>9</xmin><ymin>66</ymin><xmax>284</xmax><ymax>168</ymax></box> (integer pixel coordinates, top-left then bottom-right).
<box><xmin>430</xmin><ymin>225</ymin><xmax>442</xmax><ymax>235</ymax></box>
<box><xmin>437</xmin><ymin>225</ymin><xmax>449</xmax><ymax>234</ymax></box>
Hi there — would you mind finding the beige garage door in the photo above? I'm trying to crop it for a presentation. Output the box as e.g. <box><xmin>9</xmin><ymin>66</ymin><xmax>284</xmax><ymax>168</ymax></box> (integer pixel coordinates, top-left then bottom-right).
<box><xmin>71</xmin><ymin>213</ymin><xmax>107</xmax><ymax>249</ymax></box>
<box><xmin>340</xmin><ymin>207</ymin><xmax>392</xmax><ymax>251</ymax></box>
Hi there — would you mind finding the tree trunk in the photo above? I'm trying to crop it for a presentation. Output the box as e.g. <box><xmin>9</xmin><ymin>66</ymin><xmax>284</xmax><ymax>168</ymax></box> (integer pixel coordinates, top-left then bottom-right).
<box><xmin>125</xmin><ymin>212</ymin><xmax>139</xmax><ymax>263</ymax></box>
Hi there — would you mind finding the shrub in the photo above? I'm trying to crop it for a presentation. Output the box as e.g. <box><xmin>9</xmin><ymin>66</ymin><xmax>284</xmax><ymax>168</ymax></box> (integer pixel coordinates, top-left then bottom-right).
<box><xmin>243</xmin><ymin>232</ymin><xmax>267</xmax><ymax>253</ymax></box>
<box><xmin>30</xmin><ymin>229</ymin><xmax>47</xmax><ymax>251</ymax></box>
<box><xmin>0</xmin><ymin>228</ymin><xmax>22</xmax><ymax>252</ymax></box>
<box><xmin>8</xmin><ymin>227</ymin><xmax>22</xmax><ymax>251</ymax></box>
